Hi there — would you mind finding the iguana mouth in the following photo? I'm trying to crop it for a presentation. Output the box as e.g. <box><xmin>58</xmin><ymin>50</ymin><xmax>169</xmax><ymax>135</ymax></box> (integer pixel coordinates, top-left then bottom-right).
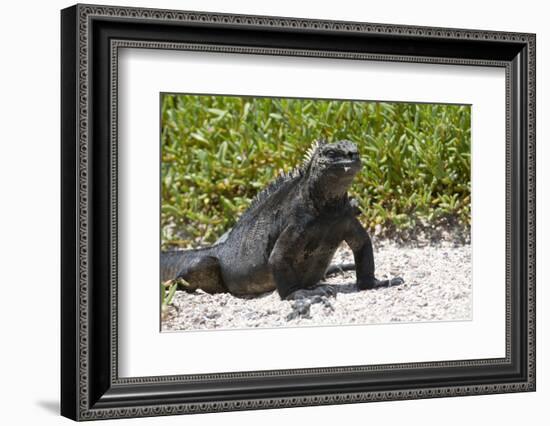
<box><xmin>329</xmin><ymin>159</ymin><xmax>361</xmax><ymax>171</ymax></box>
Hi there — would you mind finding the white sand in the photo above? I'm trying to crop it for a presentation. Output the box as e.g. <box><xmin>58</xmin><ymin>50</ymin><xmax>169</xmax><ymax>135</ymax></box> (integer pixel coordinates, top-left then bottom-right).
<box><xmin>162</xmin><ymin>240</ymin><xmax>472</xmax><ymax>331</ymax></box>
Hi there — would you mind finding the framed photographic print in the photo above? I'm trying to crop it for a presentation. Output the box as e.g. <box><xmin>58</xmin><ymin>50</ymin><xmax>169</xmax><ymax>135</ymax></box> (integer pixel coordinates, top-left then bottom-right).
<box><xmin>61</xmin><ymin>3</ymin><xmax>536</xmax><ymax>421</ymax></box>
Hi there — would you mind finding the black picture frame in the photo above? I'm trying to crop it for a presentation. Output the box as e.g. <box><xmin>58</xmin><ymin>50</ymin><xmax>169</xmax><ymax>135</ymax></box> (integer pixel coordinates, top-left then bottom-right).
<box><xmin>61</xmin><ymin>3</ymin><xmax>536</xmax><ymax>421</ymax></box>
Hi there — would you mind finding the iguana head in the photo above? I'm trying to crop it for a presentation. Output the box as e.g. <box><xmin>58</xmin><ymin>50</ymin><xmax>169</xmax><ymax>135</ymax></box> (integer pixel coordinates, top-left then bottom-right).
<box><xmin>309</xmin><ymin>139</ymin><xmax>361</xmax><ymax>175</ymax></box>
<box><xmin>305</xmin><ymin>139</ymin><xmax>362</xmax><ymax>202</ymax></box>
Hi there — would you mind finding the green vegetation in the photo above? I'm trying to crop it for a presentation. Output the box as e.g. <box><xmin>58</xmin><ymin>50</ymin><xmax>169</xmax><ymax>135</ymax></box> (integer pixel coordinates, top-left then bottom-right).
<box><xmin>161</xmin><ymin>94</ymin><xmax>471</xmax><ymax>249</ymax></box>
<box><xmin>161</xmin><ymin>279</ymin><xmax>177</xmax><ymax>308</ymax></box>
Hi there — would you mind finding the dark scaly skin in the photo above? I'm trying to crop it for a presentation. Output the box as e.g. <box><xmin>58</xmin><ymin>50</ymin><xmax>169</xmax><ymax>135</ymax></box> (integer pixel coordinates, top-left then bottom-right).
<box><xmin>160</xmin><ymin>140</ymin><xmax>403</xmax><ymax>300</ymax></box>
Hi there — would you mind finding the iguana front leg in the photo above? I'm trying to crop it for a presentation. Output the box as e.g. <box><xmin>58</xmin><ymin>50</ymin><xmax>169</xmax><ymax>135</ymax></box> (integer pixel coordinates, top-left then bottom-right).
<box><xmin>345</xmin><ymin>217</ymin><xmax>404</xmax><ymax>289</ymax></box>
<box><xmin>268</xmin><ymin>224</ymin><xmax>335</xmax><ymax>300</ymax></box>
<box><xmin>268</xmin><ymin>226</ymin><xmax>335</xmax><ymax>320</ymax></box>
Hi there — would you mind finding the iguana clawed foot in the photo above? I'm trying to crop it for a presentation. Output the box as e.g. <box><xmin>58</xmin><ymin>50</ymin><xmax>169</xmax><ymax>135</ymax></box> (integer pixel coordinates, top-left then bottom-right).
<box><xmin>358</xmin><ymin>276</ymin><xmax>404</xmax><ymax>290</ymax></box>
<box><xmin>286</xmin><ymin>284</ymin><xmax>336</xmax><ymax>300</ymax></box>
<box><xmin>285</xmin><ymin>276</ymin><xmax>405</xmax><ymax>320</ymax></box>
<box><xmin>285</xmin><ymin>284</ymin><xmax>336</xmax><ymax>320</ymax></box>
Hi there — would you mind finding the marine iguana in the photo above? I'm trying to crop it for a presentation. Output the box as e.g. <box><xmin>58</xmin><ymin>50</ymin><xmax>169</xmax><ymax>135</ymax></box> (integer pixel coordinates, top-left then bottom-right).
<box><xmin>161</xmin><ymin>139</ymin><xmax>403</xmax><ymax>300</ymax></box>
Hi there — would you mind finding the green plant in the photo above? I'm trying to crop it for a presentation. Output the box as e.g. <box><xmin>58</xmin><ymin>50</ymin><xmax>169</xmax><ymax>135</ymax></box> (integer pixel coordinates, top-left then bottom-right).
<box><xmin>161</xmin><ymin>280</ymin><xmax>178</xmax><ymax>306</ymax></box>
<box><xmin>161</xmin><ymin>95</ymin><xmax>470</xmax><ymax>249</ymax></box>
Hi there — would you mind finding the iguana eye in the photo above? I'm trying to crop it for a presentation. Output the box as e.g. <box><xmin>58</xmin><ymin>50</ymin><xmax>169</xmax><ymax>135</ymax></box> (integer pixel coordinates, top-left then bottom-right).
<box><xmin>325</xmin><ymin>149</ymin><xmax>338</xmax><ymax>157</ymax></box>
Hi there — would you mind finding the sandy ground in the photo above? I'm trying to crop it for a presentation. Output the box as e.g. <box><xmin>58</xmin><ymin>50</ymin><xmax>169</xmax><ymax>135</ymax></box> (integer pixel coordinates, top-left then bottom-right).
<box><xmin>161</xmin><ymin>240</ymin><xmax>471</xmax><ymax>332</ymax></box>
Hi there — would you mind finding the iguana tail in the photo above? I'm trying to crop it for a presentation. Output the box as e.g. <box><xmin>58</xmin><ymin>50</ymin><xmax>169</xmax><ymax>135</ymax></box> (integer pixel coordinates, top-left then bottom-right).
<box><xmin>324</xmin><ymin>263</ymin><xmax>356</xmax><ymax>278</ymax></box>
<box><xmin>160</xmin><ymin>246</ymin><xmax>213</xmax><ymax>282</ymax></box>
<box><xmin>160</xmin><ymin>247</ymin><xmax>226</xmax><ymax>294</ymax></box>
